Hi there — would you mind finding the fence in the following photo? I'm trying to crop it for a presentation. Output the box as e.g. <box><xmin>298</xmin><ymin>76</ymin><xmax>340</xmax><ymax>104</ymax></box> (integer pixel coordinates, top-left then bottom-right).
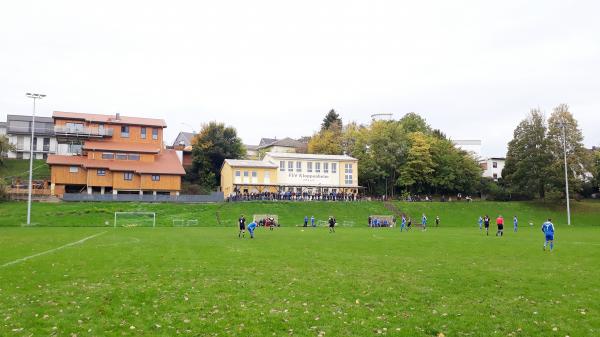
<box><xmin>61</xmin><ymin>192</ymin><xmax>224</xmax><ymax>203</ymax></box>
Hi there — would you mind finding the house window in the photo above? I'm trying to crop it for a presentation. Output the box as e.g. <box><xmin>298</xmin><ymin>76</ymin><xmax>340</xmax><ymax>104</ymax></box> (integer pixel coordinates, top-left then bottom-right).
<box><xmin>251</xmin><ymin>171</ymin><xmax>258</xmax><ymax>183</ymax></box>
<box><xmin>493</xmin><ymin>173</ymin><xmax>498</xmax><ymax>179</ymax></box>
<box><xmin>102</xmin><ymin>153</ymin><xmax>114</xmax><ymax>160</ymax></box>
<box><xmin>152</xmin><ymin>175</ymin><xmax>160</xmax><ymax>181</ymax></box>
<box><xmin>344</xmin><ymin>163</ymin><xmax>353</xmax><ymax>185</ymax></box>
<box><xmin>264</xmin><ymin>171</ymin><xmax>271</xmax><ymax>183</ymax></box>
<box><xmin>332</xmin><ymin>163</ymin><xmax>337</xmax><ymax>173</ymax></box>
<box><xmin>234</xmin><ymin>170</ymin><xmax>241</xmax><ymax>183</ymax></box>
<box><xmin>279</xmin><ymin>161</ymin><xmax>285</xmax><ymax>171</ymax></box>
<box><xmin>493</xmin><ymin>161</ymin><xmax>498</xmax><ymax>168</ymax></box>
<box><xmin>323</xmin><ymin>162</ymin><xmax>329</xmax><ymax>173</ymax></box>
<box><xmin>123</xmin><ymin>172</ymin><xmax>134</xmax><ymax>181</ymax></box>
<box><xmin>128</xmin><ymin>153</ymin><xmax>140</xmax><ymax>161</ymax></box>
<box><xmin>235</xmin><ymin>171</ymin><xmax>241</xmax><ymax>177</ymax></box>
<box><xmin>307</xmin><ymin>162</ymin><xmax>312</xmax><ymax>172</ymax></box>
<box><xmin>43</xmin><ymin>138</ymin><xmax>50</xmax><ymax>151</ymax></box>
<box><xmin>152</xmin><ymin>128</ymin><xmax>158</xmax><ymax>140</ymax></box>
<box><xmin>315</xmin><ymin>162</ymin><xmax>321</xmax><ymax>173</ymax></box>
<box><xmin>97</xmin><ymin>169</ymin><xmax>106</xmax><ymax>176</ymax></box>
<box><xmin>121</xmin><ymin>126</ymin><xmax>130</xmax><ymax>138</ymax></box>
<box><xmin>69</xmin><ymin>166</ymin><xmax>79</xmax><ymax>173</ymax></box>
<box><xmin>141</xmin><ymin>127</ymin><xmax>147</xmax><ymax>139</ymax></box>
<box><xmin>116</xmin><ymin>153</ymin><xmax>128</xmax><ymax>160</ymax></box>
<box><xmin>243</xmin><ymin>171</ymin><xmax>249</xmax><ymax>183</ymax></box>
<box><xmin>288</xmin><ymin>161</ymin><xmax>294</xmax><ymax>171</ymax></box>
<box><xmin>68</xmin><ymin>143</ymin><xmax>83</xmax><ymax>154</ymax></box>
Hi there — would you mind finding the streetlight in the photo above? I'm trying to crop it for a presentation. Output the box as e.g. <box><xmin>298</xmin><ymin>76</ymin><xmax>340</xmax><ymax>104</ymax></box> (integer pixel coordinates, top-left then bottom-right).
<box><xmin>557</xmin><ymin>120</ymin><xmax>571</xmax><ymax>225</ymax></box>
<box><xmin>25</xmin><ymin>92</ymin><xmax>46</xmax><ymax>225</ymax></box>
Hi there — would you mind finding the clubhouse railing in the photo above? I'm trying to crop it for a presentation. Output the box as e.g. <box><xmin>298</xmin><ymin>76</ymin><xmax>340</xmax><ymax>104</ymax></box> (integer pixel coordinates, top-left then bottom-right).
<box><xmin>61</xmin><ymin>192</ymin><xmax>224</xmax><ymax>203</ymax></box>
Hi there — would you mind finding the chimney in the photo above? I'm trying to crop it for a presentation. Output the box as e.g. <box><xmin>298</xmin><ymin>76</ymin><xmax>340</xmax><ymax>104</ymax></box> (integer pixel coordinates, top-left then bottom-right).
<box><xmin>115</xmin><ymin>113</ymin><xmax>121</xmax><ymax>120</ymax></box>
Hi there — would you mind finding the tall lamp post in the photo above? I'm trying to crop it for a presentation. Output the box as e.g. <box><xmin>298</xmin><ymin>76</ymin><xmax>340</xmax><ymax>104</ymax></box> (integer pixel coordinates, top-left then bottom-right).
<box><xmin>558</xmin><ymin>121</ymin><xmax>571</xmax><ymax>225</ymax></box>
<box><xmin>25</xmin><ymin>93</ymin><xmax>46</xmax><ymax>225</ymax></box>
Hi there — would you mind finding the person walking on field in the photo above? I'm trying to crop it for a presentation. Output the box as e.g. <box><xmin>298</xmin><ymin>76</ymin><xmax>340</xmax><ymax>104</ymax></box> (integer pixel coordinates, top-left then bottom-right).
<box><xmin>400</xmin><ymin>215</ymin><xmax>407</xmax><ymax>232</ymax></box>
<box><xmin>496</xmin><ymin>215</ymin><xmax>504</xmax><ymax>237</ymax></box>
<box><xmin>435</xmin><ymin>216</ymin><xmax>440</xmax><ymax>227</ymax></box>
<box><xmin>513</xmin><ymin>215</ymin><xmax>518</xmax><ymax>232</ymax></box>
<box><xmin>311</xmin><ymin>215</ymin><xmax>315</xmax><ymax>228</ymax></box>
<box><xmin>484</xmin><ymin>215</ymin><xmax>490</xmax><ymax>235</ymax></box>
<box><xmin>238</xmin><ymin>215</ymin><xmax>246</xmax><ymax>238</ymax></box>
<box><xmin>478</xmin><ymin>216</ymin><xmax>483</xmax><ymax>230</ymax></box>
<box><xmin>421</xmin><ymin>214</ymin><xmax>427</xmax><ymax>231</ymax></box>
<box><xmin>328</xmin><ymin>216</ymin><xmax>336</xmax><ymax>233</ymax></box>
<box><xmin>304</xmin><ymin>215</ymin><xmax>308</xmax><ymax>227</ymax></box>
<box><xmin>247</xmin><ymin>220</ymin><xmax>257</xmax><ymax>239</ymax></box>
<box><xmin>407</xmin><ymin>217</ymin><xmax>412</xmax><ymax>231</ymax></box>
<box><xmin>542</xmin><ymin>218</ymin><xmax>555</xmax><ymax>251</ymax></box>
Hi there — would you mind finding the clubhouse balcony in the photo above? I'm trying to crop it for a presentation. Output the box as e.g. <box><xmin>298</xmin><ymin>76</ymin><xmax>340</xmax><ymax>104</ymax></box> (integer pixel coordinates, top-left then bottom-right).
<box><xmin>54</xmin><ymin>125</ymin><xmax>114</xmax><ymax>140</ymax></box>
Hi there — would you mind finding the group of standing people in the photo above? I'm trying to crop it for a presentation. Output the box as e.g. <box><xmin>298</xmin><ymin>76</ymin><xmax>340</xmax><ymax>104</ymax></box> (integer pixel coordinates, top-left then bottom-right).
<box><xmin>478</xmin><ymin>215</ymin><xmax>518</xmax><ymax>236</ymax></box>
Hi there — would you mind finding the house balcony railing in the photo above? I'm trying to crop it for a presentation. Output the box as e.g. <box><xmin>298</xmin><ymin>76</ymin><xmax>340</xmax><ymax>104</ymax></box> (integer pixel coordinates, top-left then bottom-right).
<box><xmin>54</xmin><ymin>126</ymin><xmax>113</xmax><ymax>138</ymax></box>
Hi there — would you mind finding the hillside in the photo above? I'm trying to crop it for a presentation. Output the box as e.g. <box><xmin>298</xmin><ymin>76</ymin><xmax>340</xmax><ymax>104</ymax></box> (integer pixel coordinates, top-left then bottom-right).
<box><xmin>0</xmin><ymin>159</ymin><xmax>50</xmax><ymax>181</ymax></box>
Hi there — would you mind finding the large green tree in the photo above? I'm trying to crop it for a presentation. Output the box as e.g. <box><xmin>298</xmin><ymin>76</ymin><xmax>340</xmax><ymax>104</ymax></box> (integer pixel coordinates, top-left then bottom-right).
<box><xmin>189</xmin><ymin>122</ymin><xmax>244</xmax><ymax>189</ymax></box>
<box><xmin>397</xmin><ymin>132</ymin><xmax>435</xmax><ymax>193</ymax></box>
<box><xmin>502</xmin><ymin>109</ymin><xmax>552</xmax><ymax>198</ymax></box>
<box><xmin>321</xmin><ymin>109</ymin><xmax>342</xmax><ymax>131</ymax></box>
<box><xmin>546</xmin><ymin>104</ymin><xmax>593</xmax><ymax>196</ymax></box>
<box><xmin>0</xmin><ymin>136</ymin><xmax>14</xmax><ymax>166</ymax></box>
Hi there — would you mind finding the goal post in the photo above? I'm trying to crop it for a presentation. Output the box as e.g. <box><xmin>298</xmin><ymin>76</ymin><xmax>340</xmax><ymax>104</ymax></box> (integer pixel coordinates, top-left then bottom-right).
<box><xmin>369</xmin><ymin>215</ymin><xmax>396</xmax><ymax>227</ymax></box>
<box><xmin>114</xmin><ymin>212</ymin><xmax>156</xmax><ymax>227</ymax></box>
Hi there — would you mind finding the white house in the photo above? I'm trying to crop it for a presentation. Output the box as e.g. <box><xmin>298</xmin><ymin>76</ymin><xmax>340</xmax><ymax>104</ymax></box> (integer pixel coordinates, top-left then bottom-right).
<box><xmin>480</xmin><ymin>157</ymin><xmax>505</xmax><ymax>181</ymax></box>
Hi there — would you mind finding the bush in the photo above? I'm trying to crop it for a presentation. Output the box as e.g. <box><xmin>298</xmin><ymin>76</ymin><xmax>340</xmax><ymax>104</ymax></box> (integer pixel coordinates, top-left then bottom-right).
<box><xmin>0</xmin><ymin>180</ymin><xmax>9</xmax><ymax>201</ymax></box>
<box><xmin>544</xmin><ymin>189</ymin><xmax>563</xmax><ymax>203</ymax></box>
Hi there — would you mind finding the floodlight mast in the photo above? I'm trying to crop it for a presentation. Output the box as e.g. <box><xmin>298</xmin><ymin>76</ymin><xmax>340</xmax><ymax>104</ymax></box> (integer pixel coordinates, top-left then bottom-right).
<box><xmin>25</xmin><ymin>93</ymin><xmax>46</xmax><ymax>225</ymax></box>
<box><xmin>558</xmin><ymin>120</ymin><xmax>571</xmax><ymax>225</ymax></box>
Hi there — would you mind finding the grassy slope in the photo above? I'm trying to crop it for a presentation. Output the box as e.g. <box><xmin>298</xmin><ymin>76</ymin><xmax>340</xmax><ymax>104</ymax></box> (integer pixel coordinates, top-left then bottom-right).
<box><xmin>0</xmin><ymin>159</ymin><xmax>50</xmax><ymax>181</ymax></box>
<box><xmin>0</xmin><ymin>200</ymin><xmax>598</xmax><ymax>227</ymax></box>
<box><xmin>0</xmin><ymin>226</ymin><xmax>598</xmax><ymax>336</ymax></box>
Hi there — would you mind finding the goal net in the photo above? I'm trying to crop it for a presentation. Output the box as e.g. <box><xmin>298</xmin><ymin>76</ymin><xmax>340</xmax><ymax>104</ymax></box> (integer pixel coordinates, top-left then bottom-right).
<box><xmin>253</xmin><ymin>214</ymin><xmax>279</xmax><ymax>227</ymax></box>
<box><xmin>114</xmin><ymin>212</ymin><xmax>156</xmax><ymax>227</ymax></box>
<box><xmin>172</xmin><ymin>219</ymin><xmax>199</xmax><ymax>227</ymax></box>
<box><xmin>369</xmin><ymin>215</ymin><xmax>396</xmax><ymax>227</ymax></box>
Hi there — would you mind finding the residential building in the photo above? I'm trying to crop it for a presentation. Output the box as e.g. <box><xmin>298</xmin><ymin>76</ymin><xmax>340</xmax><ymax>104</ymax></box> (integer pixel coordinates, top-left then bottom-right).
<box><xmin>244</xmin><ymin>137</ymin><xmax>307</xmax><ymax>159</ymax></box>
<box><xmin>3</xmin><ymin>115</ymin><xmax>58</xmax><ymax>159</ymax></box>
<box><xmin>47</xmin><ymin>111</ymin><xmax>185</xmax><ymax>196</ymax></box>
<box><xmin>480</xmin><ymin>157</ymin><xmax>505</xmax><ymax>181</ymax></box>
<box><xmin>221</xmin><ymin>152</ymin><xmax>359</xmax><ymax>198</ymax></box>
<box><xmin>172</xmin><ymin>131</ymin><xmax>196</xmax><ymax>168</ymax></box>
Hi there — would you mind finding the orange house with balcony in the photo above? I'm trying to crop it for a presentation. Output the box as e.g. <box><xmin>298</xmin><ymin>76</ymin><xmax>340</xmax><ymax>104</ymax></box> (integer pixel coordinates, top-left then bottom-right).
<box><xmin>47</xmin><ymin>111</ymin><xmax>185</xmax><ymax>197</ymax></box>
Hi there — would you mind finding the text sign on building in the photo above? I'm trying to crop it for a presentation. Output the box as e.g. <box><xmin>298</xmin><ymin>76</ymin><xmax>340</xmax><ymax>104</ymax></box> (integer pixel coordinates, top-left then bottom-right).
<box><xmin>280</xmin><ymin>171</ymin><xmax>339</xmax><ymax>186</ymax></box>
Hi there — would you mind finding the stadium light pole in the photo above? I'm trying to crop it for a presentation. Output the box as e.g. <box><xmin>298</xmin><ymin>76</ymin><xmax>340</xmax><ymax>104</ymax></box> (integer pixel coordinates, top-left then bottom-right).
<box><xmin>558</xmin><ymin>120</ymin><xmax>571</xmax><ymax>226</ymax></box>
<box><xmin>25</xmin><ymin>92</ymin><xmax>46</xmax><ymax>225</ymax></box>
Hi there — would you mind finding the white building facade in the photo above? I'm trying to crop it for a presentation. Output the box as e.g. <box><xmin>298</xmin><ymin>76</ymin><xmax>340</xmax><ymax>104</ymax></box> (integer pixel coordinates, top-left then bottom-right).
<box><xmin>3</xmin><ymin>115</ymin><xmax>58</xmax><ymax>159</ymax></box>
<box><xmin>480</xmin><ymin>157</ymin><xmax>505</xmax><ymax>181</ymax></box>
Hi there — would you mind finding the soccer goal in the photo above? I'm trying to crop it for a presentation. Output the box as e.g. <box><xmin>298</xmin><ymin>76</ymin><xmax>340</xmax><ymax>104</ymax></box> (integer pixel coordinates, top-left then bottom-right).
<box><xmin>369</xmin><ymin>215</ymin><xmax>396</xmax><ymax>227</ymax></box>
<box><xmin>173</xmin><ymin>219</ymin><xmax>199</xmax><ymax>227</ymax></box>
<box><xmin>114</xmin><ymin>212</ymin><xmax>156</xmax><ymax>227</ymax></box>
<box><xmin>253</xmin><ymin>214</ymin><xmax>279</xmax><ymax>227</ymax></box>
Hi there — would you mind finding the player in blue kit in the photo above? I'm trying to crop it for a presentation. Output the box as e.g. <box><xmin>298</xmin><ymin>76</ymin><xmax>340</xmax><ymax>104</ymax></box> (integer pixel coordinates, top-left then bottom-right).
<box><xmin>513</xmin><ymin>215</ymin><xmax>518</xmax><ymax>232</ymax></box>
<box><xmin>247</xmin><ymin>220</ymin><xmax>257</xmax><ymax>239</ymax></box>
<box><xmin>421</xmin><ymin>214</ymin><xmax>427</xmax><ymax>231</ymax></box>
<box><xmin>311</xmin><ymin>215</ymin><xmax>315</xmax><ymax>228</ymax></box>
<box><xmin>542</xmin><ymin>218</ymin><xmax>555</xmax><ymax>251</ymax></box>
<box><xmin>400</xmin><ymin>215</ymin><xmax>406</xmax><ymax>232</ymax></box>
<box><xmin>478</xmin><ymin>216</ymin><xmax>483</xmax><ymax>230</ymax></box>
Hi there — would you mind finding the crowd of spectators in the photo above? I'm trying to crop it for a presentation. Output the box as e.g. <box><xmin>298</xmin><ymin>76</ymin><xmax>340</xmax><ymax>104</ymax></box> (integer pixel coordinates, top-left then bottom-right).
<box><xmin>226</xmin><ymin>191</ymin><xmax>361</xmax><ymax>202</ymax></box>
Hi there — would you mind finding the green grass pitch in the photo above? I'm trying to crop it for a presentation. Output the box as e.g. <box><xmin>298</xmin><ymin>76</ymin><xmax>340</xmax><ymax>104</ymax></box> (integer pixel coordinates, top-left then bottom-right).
<box><xmin>0</xmin><ymin>201</ymin><xmax>599</xmax><ymax>336</ymax></box>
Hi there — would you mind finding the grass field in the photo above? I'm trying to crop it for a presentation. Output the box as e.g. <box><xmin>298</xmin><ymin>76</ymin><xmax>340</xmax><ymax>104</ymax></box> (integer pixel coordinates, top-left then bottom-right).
<box><xmin>0</xmin><ymin>200</ymin><xmax>599</xmax><ymax>336</ymax></box>
<box><xmin>0</xmin><ymin>159</ymin><xmax>50</xmax><ymax>181</ymax></box>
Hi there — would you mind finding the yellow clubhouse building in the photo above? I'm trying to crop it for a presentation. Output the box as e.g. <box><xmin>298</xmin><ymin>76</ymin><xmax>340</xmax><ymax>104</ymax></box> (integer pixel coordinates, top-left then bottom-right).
<box><xmin>220</xmin><ymin>152</ymin><xmax>359</xmax><ymax>198</ymax></box>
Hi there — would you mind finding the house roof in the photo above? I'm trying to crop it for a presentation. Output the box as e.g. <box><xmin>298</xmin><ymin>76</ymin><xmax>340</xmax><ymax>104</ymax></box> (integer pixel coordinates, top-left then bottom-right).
<box><xmin>258</xmin><ymin>138</ymin><xmax>278</xmax><ymax>147</ymax></box>
<box><xmin>7</xmin><ymin>114</ymin><xmax>54</xmax><ymax>123</ymax></box>
<box><xmin>224</xmin><ymin>159</ymin><xmax>278</xmax><ymax>168</ymax></box>
<box><xmin>83</xmin><ymin>140</ymin><xmax>161</xmax><ymax>153</ymax></box>
<box><xmin>47</xmin><ymin>149</ymin><xmax>185</xmax><ymax>175</ymax></box>
<box><xmin>264</xmin><ymin>152</ymin><xmax>358</xmax><ymax>161</ymax></box>
<box><xmin>257</xmin><ymin>137</ymin><xmax>304</xmax><ymax>149</ymax></box>
<box><xmin>173</xmin><ymin>131</ymin><xmax>196</xmax><ymax>147</ymax></box>
<box><xmin>53</xmin><ymin>111</ymin><xmax>167</xmax><ymax>127</ymax></box>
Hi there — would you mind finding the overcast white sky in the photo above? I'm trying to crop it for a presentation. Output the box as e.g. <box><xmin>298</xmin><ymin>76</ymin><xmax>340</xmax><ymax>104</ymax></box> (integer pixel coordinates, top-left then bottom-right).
<box><xmin>1</xmin><ymin>0</ymin><xmax>599</xmax><ymax>156</ymax></box>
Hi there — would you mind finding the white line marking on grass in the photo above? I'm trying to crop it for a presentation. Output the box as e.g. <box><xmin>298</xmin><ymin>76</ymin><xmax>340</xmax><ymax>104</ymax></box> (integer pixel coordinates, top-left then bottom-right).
<box><xmin>1</xmin><ymin>231</ymin><xmax>107</xmax><ymax>268</ymax></box>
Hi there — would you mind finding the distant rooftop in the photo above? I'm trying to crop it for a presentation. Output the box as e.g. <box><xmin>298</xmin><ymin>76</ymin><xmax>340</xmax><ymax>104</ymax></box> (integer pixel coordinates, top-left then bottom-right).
<box><xmin>265</xmin><ymin>152</ymin><xmax>357</xmax><ymax>161</ymax></box>
<box><xmin>224</xmin><ymin>159</ymin><xmax>278</xmax><ymax>168</ymax></box>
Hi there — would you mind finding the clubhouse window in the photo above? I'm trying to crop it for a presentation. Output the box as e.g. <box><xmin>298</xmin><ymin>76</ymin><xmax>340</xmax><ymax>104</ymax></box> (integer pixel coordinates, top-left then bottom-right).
<box><xmin>307</xmin><ymin>162</ymin><xmax>312</xmax><ymax>172</ymax></box>
<box><xmin>141</xmin><ymin>127</ymin><xmax>147</xmax><ymax>139</ymax></box>
<box><xmin>493</xmin><ymin>161</ymin><xmax>498</xmax><ymax>168</ymax></box>
<box><xmin>115</xmin><ymin>153</ymin><xmax>128</xmax><ymax>160</ymax></box>
<box><xmin>296</xmin><ymin>161</ymin><xmax>302</xmax><ymax>172</ymax></box>
<box><xmin>121</xmin><ymin>125</ymin><xmax>130</xmax><ymax>138</ymax></box>
<box><xmin>288</xmin><ymin>161</ymin><xmax>294</xmax><ymax>171</ymax></box>
<box><xmin>315</xmin><ymin>162</ymin><xmax>321</xmax><ymax>173</ymax></box>
<box><xmin>151</xmin><ymin>174</ymin><xmax>160</xmax><ymax>181</ymax></box>
<box><xmin>69</xmin><ymin>166</ymin><xmax>79</xmax><ymax>173</ymax></box>
<box><xmin>124</xmin><ymin>172</ymin><xmax>134</xmax><ymax>181</ymax></box>
<box><xmin>128</xmin><ymin>153</ymin><xmax>140</xmax><ymax>161</ymax></box>
<box><xmin>331</xmin><ymin>163</ymin><xmax>337</xmax><ymax>173</ymax></box>
<box><xmin>97</xmin><ymin>169</ymin><xmax>106</xmax><ymax>176</ymax></box>
<box><xmin>152</xmin><ymin>128</ymin><xmax>159</xmax><ymax>140</ymax></box>
<box><xmin>323</xmin><ymin>162</ymin><xmax>329</xmax><ymax>173</ymax></box>
<box><xmin>344</xmin><ymin>163</ymin><xmax>353</xmax><ymax>174</ymax></box>
<box><xmin>345</xmin><ymin>174</ymin><xmax>353</xmax><ymax>185</ymax></box>
<box><xmin>279</xmin><ymin>161</ymin><xmax>285</xmax><ymax>171</ymax></box>
<box><xmin>102</xmin><ymin>152</ymin><xmax>114</xmax><ymax>160</ymax></box>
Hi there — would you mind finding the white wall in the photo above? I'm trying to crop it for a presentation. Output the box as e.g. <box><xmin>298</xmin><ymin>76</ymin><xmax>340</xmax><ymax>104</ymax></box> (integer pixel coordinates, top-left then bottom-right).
<box><xmin>482</xmin><ymin>159</ymin><xmax>505</xmax><ymax>180</ymax></box>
